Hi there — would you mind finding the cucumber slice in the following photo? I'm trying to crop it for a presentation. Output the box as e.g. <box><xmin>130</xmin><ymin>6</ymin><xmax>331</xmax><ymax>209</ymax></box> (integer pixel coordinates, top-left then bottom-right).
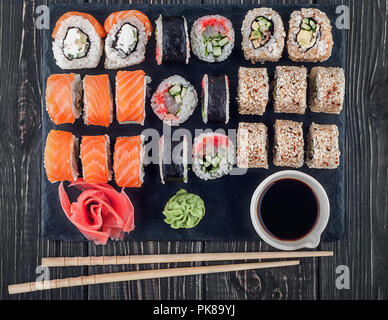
<box><xmin>213</xmin><ymin>46</ymin><xmax>222</xmax><ymax>57</ymax></box>
<box><xmin>258</xmin><ymin>19</ymin><xmax>270</xmax><ymax>31</ymax></box>
<box><xmin>181</xmin><ymin>87</ymin><xmax>188</xmax><ymax>98</ymax></box>
<box><xmin>206</xmin><ymin>41</ymin><xmax>213</xmax><ymax>53</ymax></box>
<box><xmin>301</xmin><ymin>23</ymin><xmax>311</xmax><ymax>31</ymax></box>
<box><xmin>309</xmin><ymin>20</ymin><xmax>317</xmax><ymax>30</ymax></box>
<box><xmin>174</xmin><ymin>94</ymin><xmax>182</xmax><ymax>104</ymax></box>
<box><xmin>211</xmin><ymin>39</ymin><xmax>219</xmax><ymax>46</ymax></box>
<box><xmin>218</xmin><ymin>37</ymin><xmax>229</xmax><ymax>47</ymax></box>
<box><xmin>169</xmin><ymin>85</ymin><xmax>182</xmax><ymax>96</ymax></box>
<box><xmin>251</xmin><ymin>21</ymin><xmax>259</xmax><ymax>31</ymax></box>
<box><xmin>250</xmin><ymin>30</ymin><xmax>262</xmax><ymax>41</ymax></box>
<box><xmin>302</xmin><ymin>18</ymin><xmax>310</xmax><ymax>24</ymax></box>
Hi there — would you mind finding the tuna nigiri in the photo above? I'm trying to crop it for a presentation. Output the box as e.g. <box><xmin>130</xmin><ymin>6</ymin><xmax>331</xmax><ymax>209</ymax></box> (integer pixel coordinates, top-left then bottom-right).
<box><xmin>44</xmin><ymin>130</ymin><xmax>79</xmax><ymax>183</ymax></box>
<box><xmin>116</xmin><ymin>70</ymin><xmax>150</xmax><ymax>125</ymax></box>
<box><xmin>113</xmin><ymin>136</ymin><xmax>145</xmax><ymax>188</ymax></box>
<box><xmin>45</xmin><ymin>73</ymin><xmax>82</xmax><ymax>125</ymax></box>
<box><xmin>83</xmin><ymin>74</ymin><xmax>113</xmax><ymax>127</ymax></box>
<box><xmin>80</xmin><ymin>135</ymin><xmax>112</xmax><ymax>184</ymax></box>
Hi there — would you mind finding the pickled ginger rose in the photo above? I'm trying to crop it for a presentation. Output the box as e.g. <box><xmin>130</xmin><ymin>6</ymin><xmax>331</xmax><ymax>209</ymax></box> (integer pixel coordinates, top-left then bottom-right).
<box><xmin>59</xmin><ymin>179</ymin><xmax>135</xmax><ymax>245</ymax></box>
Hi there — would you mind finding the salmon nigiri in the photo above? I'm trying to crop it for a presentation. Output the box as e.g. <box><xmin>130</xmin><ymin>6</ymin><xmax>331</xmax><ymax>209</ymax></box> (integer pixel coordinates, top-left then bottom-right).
<box><xmin>116</xmin><ymin>70</ymin><xmax>150</xmax><ymax>125</ymax></box>
<box><xmin>104</xmin><ymin>11</ymin><xmax>152</xmax><ymax>69</ymax></box>
<box><xmin>80</xmin><ymin>135</ymin><xmax>112</xmax><ymax>184</ymax></box>
<box><xmin>113</xmin><ymin>136</ymin><xmax>145</xmax><ymax>188</ymax></box>
<box><xmin>46</xmin><ymin>74</ymin><xmax>82</xmax><ymax>125</ymax></box>
<box><xmin>44</xmin><ymin>130</ymin><xmax>79</xmax><ymax>183</ymax></box>
<box><xmin>83</xmin><ymin>74</ymin><xmax>113</xmax><ymax>127</ymax></box>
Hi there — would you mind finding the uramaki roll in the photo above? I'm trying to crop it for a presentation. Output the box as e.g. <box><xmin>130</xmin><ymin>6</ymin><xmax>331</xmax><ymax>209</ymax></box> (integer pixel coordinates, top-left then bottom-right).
<box><xmin>286</xmin><ymin>8</ymin><xmax>333</xmax><ymax>62</ymax></box>
<box><xmin>52</xmin><ymin>12</ymin><xmax>106</xmax><ymax>69</ymax></box>
<box><xmin>241</xmin><ymin>8</ymin><xmax>285</xmax><ymax>63</ymax></box>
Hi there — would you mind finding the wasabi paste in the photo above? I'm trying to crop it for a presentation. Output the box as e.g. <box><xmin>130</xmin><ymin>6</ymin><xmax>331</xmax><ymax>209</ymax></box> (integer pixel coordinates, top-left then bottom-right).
<box><xmin>162</xmin><ymin>189</ymin><xmax>205</xmax><ymax>229</ymax></box>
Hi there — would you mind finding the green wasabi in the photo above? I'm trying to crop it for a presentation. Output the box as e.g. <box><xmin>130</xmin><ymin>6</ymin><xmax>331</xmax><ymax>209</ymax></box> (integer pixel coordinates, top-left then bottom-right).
<box><xmin>162</xmin><ymin>189</ymin><xmax>205</xmax><ymax>229</ymax></box>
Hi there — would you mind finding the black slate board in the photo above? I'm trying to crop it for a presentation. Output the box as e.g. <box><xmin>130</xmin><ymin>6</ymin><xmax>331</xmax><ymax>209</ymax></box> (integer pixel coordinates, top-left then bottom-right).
<box><xmin>42</xmin><ymin>4</ymin><xmax>345</xmax><ymax>243</ymax></box>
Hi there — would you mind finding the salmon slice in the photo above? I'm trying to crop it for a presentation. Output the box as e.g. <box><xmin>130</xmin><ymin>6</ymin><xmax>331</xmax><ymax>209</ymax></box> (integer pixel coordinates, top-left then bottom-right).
<box><xmin>116</xmin><ymin>70</ymin><xmax>147</xmax><ymax>125</ymax></box>
<box><xmin>80</xmin><ymin>135</ymin><xmax>112</xmax><ymax>184</ymax></box>
<box><xmin>83</xmin><ymin>74</ymin><xmax>113</xmax><ymax>127</ymax></box>
<box><xmin>52</xmin><ymin>12</ymin><xmax>106</xmax><ymax>39</ymax></box>
<box><xmin>46</xmin><ymin>74</ymin><xmax>82</xmax><ymax>125</ymax></box>
<box><xmin>113</xmin><ymin>136</ymin><xmax>144</xmax><ymax>188</ymax></box>
<box><xmin>44</xmin><ymin>130</ymin><xmax>79</xmax><ymax>183</ymax></box>
<box><xmin>104</xmin><ymin>10</ymin><xmax>153</xmax><ymax>38</ymax></box>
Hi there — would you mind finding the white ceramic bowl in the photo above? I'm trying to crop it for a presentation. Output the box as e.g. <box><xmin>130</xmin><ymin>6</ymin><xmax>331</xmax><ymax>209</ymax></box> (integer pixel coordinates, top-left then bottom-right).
<box><xmin>250</xmin><ymin>170</ymin><xmax>330</xmax><ymax>251</ymax></box>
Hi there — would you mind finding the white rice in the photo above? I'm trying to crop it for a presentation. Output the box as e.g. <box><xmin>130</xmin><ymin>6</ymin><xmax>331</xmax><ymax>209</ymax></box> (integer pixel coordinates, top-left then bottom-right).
<box><xmin>104</xmin><ymin>16</ymin><xmax>148</xmax><ymax>69</ymax></box>
<box><xmin>52</xmin><ymin>16</ymin><xmax>103</xmax><ymax>69</ymax></box>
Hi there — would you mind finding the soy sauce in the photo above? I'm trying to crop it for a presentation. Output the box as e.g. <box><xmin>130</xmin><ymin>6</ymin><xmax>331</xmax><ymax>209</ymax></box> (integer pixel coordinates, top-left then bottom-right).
<box><xmin>257</xmin><ymin>178</ymin><xmax>319</xmax><ymax>241</ymax></box>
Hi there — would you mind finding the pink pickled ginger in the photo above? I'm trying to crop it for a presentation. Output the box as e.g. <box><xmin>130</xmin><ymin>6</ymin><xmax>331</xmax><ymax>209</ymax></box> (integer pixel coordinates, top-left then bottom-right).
<box><xmin>59</xmin><ymin>179</ymin><xmax>135</xmax><ymax>245</ymax></box>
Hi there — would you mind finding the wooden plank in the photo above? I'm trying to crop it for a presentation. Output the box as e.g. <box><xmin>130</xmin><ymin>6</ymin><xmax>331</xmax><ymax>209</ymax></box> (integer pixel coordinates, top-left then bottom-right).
<box><xmin>317</xmin><ymin>0</ymin><xmax>388</xmax><ymax>300</ymax></box>
<box><xmin>0</xmin><ymin>0</ymin><xmax>88</xmax><ymax>300</ymax></box>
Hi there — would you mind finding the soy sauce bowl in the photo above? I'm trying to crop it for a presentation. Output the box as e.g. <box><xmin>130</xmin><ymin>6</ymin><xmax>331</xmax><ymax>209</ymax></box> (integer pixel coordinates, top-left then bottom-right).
<box><xmin>250</xmin><ymin>171</ymin><xmax>330</xmax><ymax>251</ymax></box>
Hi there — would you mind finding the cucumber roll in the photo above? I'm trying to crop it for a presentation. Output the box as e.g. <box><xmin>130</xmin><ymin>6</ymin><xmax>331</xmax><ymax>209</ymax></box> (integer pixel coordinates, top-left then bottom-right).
<box><xmin>201</xmin><ymin>74</ymin><xmax>230</xmax><ymax>124</ymax></box>
<box><xmin>191</xmin><ymin>15</ymin><xmax>235</xmax><ymax>63</ymax></box>
<box><xmin>241</xmin><ymin>8</ymin><xmax>285</xmax><ymax>63</ymax></box>
<box><xmin>52</xmin><ymin>12</ymin><xmax>106</xmax><ymax>69</ymax></box>
<box><xmin>159</xmin><ymin>135</ymin><xmax>189</xmax><ymax>184</ymax></box>
<box><xmin>155</xmin><ymin>15</ymin><xmax>190</xmax><ymax>65</ymax></box>
<box><xmin>151</xmin><ymin>75</ymin><xmax>198</xmax><ymax>126</ymax></box>
<box><xmin>286</xmin><ymin>8</ymin><xmax>333</xmax><ymax>62</ymax></box>
<box><xmin>192</xmin><ymin>133</ymin><xmax>235</xmax><ymax>181</ymax></box>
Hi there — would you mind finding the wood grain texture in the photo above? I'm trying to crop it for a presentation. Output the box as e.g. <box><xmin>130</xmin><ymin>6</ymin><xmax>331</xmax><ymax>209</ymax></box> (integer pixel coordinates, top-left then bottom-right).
<box><xmin>1</xmin><ymin>0</ymin><xmax>387</xmax><ymax>300</ymax></box>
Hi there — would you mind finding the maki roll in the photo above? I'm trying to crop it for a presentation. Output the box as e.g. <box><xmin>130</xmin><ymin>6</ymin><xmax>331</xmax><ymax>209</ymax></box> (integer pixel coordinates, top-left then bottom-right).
<box><xmin>287</xmin><ymin>8</ymin><xmax>333</xmax><ymax>62</ymax></box>
<box><xmin>202</xmin><ymin>74</ymin><xmax>230</xmax><ymax>124</ymax></box>
<box><xmin>309</xmin><ymin>67</ymin><xmax>345</xmax><ymax>114</ymax></box>
<box><xmin>83</xmin><ymin>74</ymin><xmax>113</xmax><ymax>127</ymax></box>
<box><xmin>151</xmin><ymin>75</ymin><xmax>198</xmax><ymax>126</ymax></box>
<box><xmin>159</xmin><ymin>135</ymin><xmax>189</xmax><ymax>184</ymax></box>
<box><xmin>52</xmin><ymin>12</ymin><xmax>106</xmax><ymax>69</ymax></box>
<box><xmin>45</xmin><ymin>73</ymin><xmax>83</xmax><ymax>125</ymax></box>
<box><xmin>191</xmin><ymin>15</ymin><xmax>235</xmax><ymax>63</ymax></box>
<box><xmin>104</xmin><ymin>10</ymin><xmax>152</xmax><ymax>69</ymax></box>
<box><xmin>113</xmin><ymin>136</ymin><xmax>145</xmax><ymax>188</ymax></box>
<box><xmin>241</xmin><ymin>8</ymin><xmax>285</xmax><ymax>63</ymax></box>
<box><xmin>237</xmin><ymin>67</ymin><xmax>269</xmax><ymax>115</ymax></box>
<box><xmin>192</xmin><ymin>133</ymin><xmax>235</xmax><ymax>181</ymax></box>
<box><xmin>115</xmin><ymin>70</ymin><xmax>151</xmax><ymax>125</ymax></box>
<box><xmin>273</xmin><ymin>66</ymin><xmax>307</xmax><ymax>114</ymax></box>
<box><xmin>273</xmin><ymin>120</ymin><xmax>304</xmax><ymax>168</ymax></box>
<box><xmin>80</xmin><ymin>135</ymin><xmax>112</xmax><ymax>184</ymax></box>
<box><xmin>155</xmin><ymin>15</ymin><xmax>190</xmax><ymax>65</ymax></box>
<box><xmin>237</xmin><ymin>122</ymin><xmax>268</xmax><ymax>169</ymax></box>
<box><xmin>44</xmin><ymin>130</ymin><xmax>79</xmax><ymax>183</ymax></box>
<box><xmin>306</xmin><ymin>123</ymin><xmax>340</xmax><ymax>169</ymax></box>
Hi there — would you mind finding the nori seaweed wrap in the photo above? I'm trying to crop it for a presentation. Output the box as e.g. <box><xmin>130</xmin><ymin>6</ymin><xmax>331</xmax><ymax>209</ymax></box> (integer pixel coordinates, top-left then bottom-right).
<box><xmin>202</xmin><ymin>74</ymin><xmax>229</xmax><ymax>124</ymax></box>
<box><xmin>155</xmin><ymin>15</ymin><xmax>190</xmax><ymax>65</ymax></box>
<box><xmin>159</xmin><ymin>135</ymin><xmax>188</xmax><ymax>184</ymax></box>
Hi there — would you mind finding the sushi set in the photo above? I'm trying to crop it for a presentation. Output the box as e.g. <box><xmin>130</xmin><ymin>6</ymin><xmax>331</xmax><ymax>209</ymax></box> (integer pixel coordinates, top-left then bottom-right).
<box><xmin>42</xmin><ymin>4</ymin><xmax>345</xmax><ymax>246</ymax></box>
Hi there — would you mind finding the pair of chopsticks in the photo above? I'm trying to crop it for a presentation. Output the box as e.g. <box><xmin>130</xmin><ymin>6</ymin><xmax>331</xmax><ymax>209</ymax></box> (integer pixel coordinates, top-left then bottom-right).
<box><xmin>8</xmin><ymin>251</ymin><xmax>333</xmax><ymax>295</ymax></box>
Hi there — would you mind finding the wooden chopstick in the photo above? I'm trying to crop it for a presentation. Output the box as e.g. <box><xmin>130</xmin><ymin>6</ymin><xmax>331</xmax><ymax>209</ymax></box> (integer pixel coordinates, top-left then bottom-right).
<box><xmin>41</xmin><ymin>251</ymin><xmax>333</xmax><ymax>267</ymax></box>
<box><xmin>8</xmin><ymin>260</ymin><xmax>299</xmax><ymax>295</ymax></box>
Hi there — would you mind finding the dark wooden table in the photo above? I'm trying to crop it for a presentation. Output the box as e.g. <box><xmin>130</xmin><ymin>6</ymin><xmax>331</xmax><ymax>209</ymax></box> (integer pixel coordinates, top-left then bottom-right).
<box><xmin>1</xmin><ymin>0</ymin><xmax>387</xmax><ymax>300</ymax></box>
